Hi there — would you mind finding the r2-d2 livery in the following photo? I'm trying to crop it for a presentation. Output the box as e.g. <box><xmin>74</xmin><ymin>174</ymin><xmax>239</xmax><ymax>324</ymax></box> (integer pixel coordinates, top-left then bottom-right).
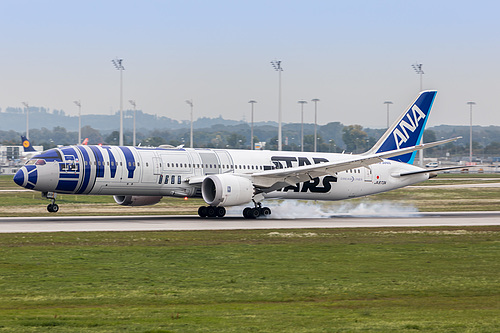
<box><xmin>13</xmin><ymin>91</ymin><xmax>460</xmax><ymax>218</ymax></box>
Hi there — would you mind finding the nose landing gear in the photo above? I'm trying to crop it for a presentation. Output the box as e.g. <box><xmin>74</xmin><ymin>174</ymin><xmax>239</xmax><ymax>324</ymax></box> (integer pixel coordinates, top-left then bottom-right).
<box><xmin>43</xmin><ymin>192</ymin><xmax>59</xmax><ymax>213</ymax></box>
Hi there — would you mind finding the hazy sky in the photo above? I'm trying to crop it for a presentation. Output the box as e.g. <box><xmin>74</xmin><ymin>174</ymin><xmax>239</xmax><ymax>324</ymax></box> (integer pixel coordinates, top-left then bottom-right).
<box><xmin>1</xmin><ymin>0</ymin><xmax>498</xmax><ymax>129</ymax></box>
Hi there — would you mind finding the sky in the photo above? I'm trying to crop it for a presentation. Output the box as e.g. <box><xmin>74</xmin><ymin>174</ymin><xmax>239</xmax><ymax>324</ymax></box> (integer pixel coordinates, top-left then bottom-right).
<box><xmin>1</xmin><ymin>0</ymin><xmax>499</xmax><ymax>129</ymax></box>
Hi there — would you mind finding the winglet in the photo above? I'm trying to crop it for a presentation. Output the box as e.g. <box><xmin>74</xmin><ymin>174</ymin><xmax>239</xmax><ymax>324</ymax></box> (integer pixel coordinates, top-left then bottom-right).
<box><xmin>365</xmin><ymin>90</ymin><xmax>437</xmax><ymax>164</ymax></box>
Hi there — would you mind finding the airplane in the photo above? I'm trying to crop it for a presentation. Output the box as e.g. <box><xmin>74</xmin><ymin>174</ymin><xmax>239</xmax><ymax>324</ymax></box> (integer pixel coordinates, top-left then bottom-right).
<box><xmin>13</xmin><ymin>90</ymin><xmax>461</xmax><ymax>217</ymax></box>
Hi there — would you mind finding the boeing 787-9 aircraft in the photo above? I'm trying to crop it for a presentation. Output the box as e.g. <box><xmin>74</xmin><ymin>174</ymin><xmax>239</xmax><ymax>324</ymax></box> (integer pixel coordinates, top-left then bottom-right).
<box><xmin>14</xmin><ymin>90</ymin><xmax>460</xmax><ymax>218</ymax></box>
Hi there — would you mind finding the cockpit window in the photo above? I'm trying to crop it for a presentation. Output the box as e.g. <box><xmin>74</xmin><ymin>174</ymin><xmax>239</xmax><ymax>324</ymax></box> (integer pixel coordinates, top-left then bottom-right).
<box><xmin>35</xmin><ymin>159</ymin><xmax>46</xmax><ymax>165</ymax></box>
<box><xmin>33</xmin><ymin>149</ymin><xmax>62</xmax><ymax>162</ymax></box>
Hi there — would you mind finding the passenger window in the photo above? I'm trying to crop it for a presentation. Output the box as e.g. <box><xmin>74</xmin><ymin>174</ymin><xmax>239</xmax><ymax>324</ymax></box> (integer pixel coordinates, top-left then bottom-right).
<box><xmin>165</xmin><ymin>175</ymin><xmax>169</xmax><ymax>184</ymax></box>
<box><xmin>177</xmin><ymin>176</ymin><xmax>181</xmax><ymax>184</ymax></box>
<box><xmin>171</xmin><ymin>175</ymin><xmax>175</xmax><ymax>184</ymax></box>
<box><xmin>158</xmin><ymin>175</ymin><xmax>163</xmax><ymax>184</ymax></box>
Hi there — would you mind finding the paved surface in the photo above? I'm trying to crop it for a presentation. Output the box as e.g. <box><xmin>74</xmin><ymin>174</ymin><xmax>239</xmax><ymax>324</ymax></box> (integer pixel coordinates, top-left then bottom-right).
<box><xmin>0</xmin><ymin>211</ymin><xmax>499</xmax><ymax>233</ymax></box>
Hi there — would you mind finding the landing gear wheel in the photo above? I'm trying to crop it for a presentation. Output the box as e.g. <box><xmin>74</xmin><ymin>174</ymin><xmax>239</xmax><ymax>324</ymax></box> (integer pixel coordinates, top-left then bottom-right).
<box><xmin>207</xmin><ymin>206</ymin><xmax>216</xmax><ymax>218</ymax></box>
<box><xmin>215</xmin><ymin>206</ymin><xmax>226</xmax><ymax>218</ymax></box>
<box><xmin>47</xmin><ymin>203</ymin><xmax>59</xmax><ymax>213</ymax></box>
<box><xmin>243</xmin><ymin>207</ymin><xmax>252</xmax><ymax>219</ymax></box>
<box><xmin>198</xmin><ymin>206</ymin><xmax>208</xmax><ymax>218</ymax></box>
<box><xmin>261</xmin><ymin>207</ymin><xmax>271</xmax><ymax>217</ymax></box>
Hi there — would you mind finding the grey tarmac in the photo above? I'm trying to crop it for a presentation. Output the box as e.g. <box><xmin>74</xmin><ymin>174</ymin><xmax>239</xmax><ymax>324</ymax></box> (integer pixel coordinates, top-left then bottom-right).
<box><xmin>0</xmin><ymin>211</ymin><xmax>499</xmax><ymax>233</ymax></box>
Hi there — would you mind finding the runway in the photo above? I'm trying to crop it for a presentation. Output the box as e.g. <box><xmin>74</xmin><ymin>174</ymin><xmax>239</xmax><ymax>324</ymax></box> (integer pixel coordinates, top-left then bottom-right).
<box><xmin>0</xmin><ymin>211</ymin><xmax>499</xmax><ymax>233</ymax></box>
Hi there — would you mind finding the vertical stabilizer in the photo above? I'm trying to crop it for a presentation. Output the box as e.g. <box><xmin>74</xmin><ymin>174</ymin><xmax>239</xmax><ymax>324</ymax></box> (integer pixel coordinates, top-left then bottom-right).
<box><xmin>365</xmin><ymin>90</ymin><xmax>437</xmax><ymax>164</ymax></box>
<box><xmin>21</xmin><ymin>136</ymin><xmax>36</xmax><ymax>152</ymax></box>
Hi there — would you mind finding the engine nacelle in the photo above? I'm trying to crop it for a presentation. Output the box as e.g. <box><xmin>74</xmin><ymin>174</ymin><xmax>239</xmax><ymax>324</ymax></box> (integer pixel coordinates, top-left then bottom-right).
<box><xmin>113</xmin><ymin>195</ymin><xmax>163</xmax><ymax>206</ymax></box>
<box><xmin>202</xmin><ymin>174</ymin><xmax>254</xmax><ymax>207</ymax></box>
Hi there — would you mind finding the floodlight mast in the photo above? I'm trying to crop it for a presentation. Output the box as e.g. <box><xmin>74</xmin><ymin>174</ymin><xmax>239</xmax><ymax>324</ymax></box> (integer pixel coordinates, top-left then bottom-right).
<box><xmin>298</xmin><ymin>100</ymin><xmax>307</xmax><ymax>152</ymax></box>
<box><xmin>271</xmin><ymin>60</ymin><xmax>283</xmax><ymax>151</ymax></box>
<box><xmin>73</xmin><ymin>100</ymin><xmax>81</xmax><ymax>144</ymax></box>
<box><xmin>311</xmin><ymin>99</ymin><xmax>320</xmax><ymax>152</ymax></box>
<box><xmin>383</xmin><ymin>101</ymin><xmax>393</xmax><ymax>129</ymax></box>
<box><xmin>22</xmin><ymin>102</ymin><xmax>29</xmax><ymax>139</ymax></box>
<box><xmin>186</xmin><ymin>100</ymin><xmax>194</xmax><ymax>148</ymax></box>
<box><xmin>412</xmin><ymin>62</ymin><xmax>424</xmax><ymax>166</ymax></box>
<box><xmin>129</xmin><ymin>100</ymin><xmax>136</xmax><ymax>146</ymax></box>
<box><xmin>467</xmin><ymin>101</ymin><xmax>476</xmax><ymax>164</ymax></box>
<box><xmin>112</xmin><ymin>58</ymin><xmax>125</xmax><ymax>146</ymax></box>
<box><xmin>248</xmin><ymin>100</ymin><xmax>257</xmax><ymax>150</ymax></box>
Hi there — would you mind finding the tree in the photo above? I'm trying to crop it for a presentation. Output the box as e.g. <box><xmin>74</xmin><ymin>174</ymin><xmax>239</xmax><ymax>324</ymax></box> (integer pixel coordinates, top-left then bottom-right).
<box><xmin>342</xmin><ymin>125</ymin><xmax>369</xmax><ymax>153</ymax></box>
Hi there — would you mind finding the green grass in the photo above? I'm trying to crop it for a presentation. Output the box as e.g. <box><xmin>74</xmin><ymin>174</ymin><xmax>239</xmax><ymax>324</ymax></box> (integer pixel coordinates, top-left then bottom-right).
<box><xmin>0</xmin><ymin>228</ymin><xmax>498</xmax><ymax>332</ymax></box>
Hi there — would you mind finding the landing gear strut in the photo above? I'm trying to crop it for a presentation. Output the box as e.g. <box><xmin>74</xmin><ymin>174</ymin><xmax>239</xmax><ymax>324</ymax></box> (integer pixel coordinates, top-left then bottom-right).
<box><xmin>43</xmin><ymin>192</ymin><xmax>59</xmax><ymax>213</ymax></box>
<box><xmin>198</xmin><ymin>206</ymin><xmax>226</xmax><ymax>218</ymax></box>
<box><xmin>243</xmin><ymin>202</ymin><xmax>271</xmax><ymax>219</ymax></box>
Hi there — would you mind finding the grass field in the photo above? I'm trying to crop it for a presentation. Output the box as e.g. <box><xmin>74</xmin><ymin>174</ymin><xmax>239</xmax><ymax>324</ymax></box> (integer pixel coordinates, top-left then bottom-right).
<box><xmin>0</xmin><ymin>228</ymin><xmax>499</xmax><ymax>332</ymax></box>
<box><xmin>1</xmin><ymin>174</ymin><xmax>499</xmax><ymax>332</ymax></box>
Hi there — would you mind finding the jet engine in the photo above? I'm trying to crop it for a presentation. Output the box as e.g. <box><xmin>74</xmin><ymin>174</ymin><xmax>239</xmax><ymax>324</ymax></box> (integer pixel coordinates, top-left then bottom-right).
<box><xmin>201</xmin><ymin>174</ymin><xmax>254</xmax><ymax>207</ymax></box>
<box><xmin>113</xmin><ymin>195</ymin><xmax>163</xmax><ymax>206</ymax></box>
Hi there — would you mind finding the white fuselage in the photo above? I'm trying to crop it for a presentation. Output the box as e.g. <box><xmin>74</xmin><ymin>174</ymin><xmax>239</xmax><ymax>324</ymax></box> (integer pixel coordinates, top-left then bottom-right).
<box><xmin>16</xmin><ymin>145</ymin><xmax>429</xmax><ymax>204</ymax></box>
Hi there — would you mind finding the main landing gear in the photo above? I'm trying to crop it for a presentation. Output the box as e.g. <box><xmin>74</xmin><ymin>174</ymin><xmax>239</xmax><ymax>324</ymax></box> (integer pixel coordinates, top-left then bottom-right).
<box><xmin>243</xmin><ymin>203</ymin><xmax>271</xmax><ymax>219</ymax></box>
<box><xmin>43</xmin><ymin>192</ymin><xmax>59</xmax><ymax>213</ymax></box>
<box><xmin>198</xmin><ymin>206</ymin><xmax>226</xmax><ymax>218</ymax></box>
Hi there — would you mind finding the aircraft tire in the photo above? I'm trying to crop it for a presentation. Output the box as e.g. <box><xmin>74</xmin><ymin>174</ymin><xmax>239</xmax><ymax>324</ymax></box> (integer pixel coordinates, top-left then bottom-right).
<box><xmin>198</xmin><ymin>206</ymin><xmax>208</xmax><ymax>218</ymax></box>
<box><xmin>47</xmin><ymin>203</ymin><xmax>59</xmax><ymax>213</ymax></box>
<box><xmin>243</xmin><ymin>207</ymin><xmax>252</xmax><ymax>219</ymax></box>
<box><xmin>216</xmin><ymin>206</ymin><xmax>226</xmax><ymax>217</ymax></box>
<box><xmin>250</xmin><ymin>208</ymin><xmax>260</xmax><ymax>219</ymax></box>
<box><xmin>261</xmin><ymin>207</ymin><xmax>271</xmax><ymax>217</ymax></box>
<box><xmin>207</xmin><ymin>206</ymin><xmax>217</xmax><ymax>218</ymax></box>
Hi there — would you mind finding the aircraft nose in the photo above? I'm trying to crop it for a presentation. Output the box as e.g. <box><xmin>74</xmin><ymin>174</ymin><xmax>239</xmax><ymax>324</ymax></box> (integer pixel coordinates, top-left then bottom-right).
<box><xmin>13</xmin><ymin>168</ymin><xmax>26</xmax><ymax>187</ymax></box>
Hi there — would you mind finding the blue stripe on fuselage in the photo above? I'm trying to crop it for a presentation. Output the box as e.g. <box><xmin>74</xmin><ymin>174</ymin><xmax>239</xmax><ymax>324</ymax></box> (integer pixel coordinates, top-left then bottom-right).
<box><xmin>119</xmin><ymin>147</ymin><xmax>136</xmax><ymax>178</ymax></box>
<box><xmin>89</xmin><ymin>146</ymin><xmax>105</xmax><ymax>178</ymax></box>
<box><xmin>102</xmin><ymin>146</ymin><xmax>117</xmax><ymax>178</ymax></box>
<box><xmin>76</xmin><ymin>146</ymin><xmax>95</xmax><ymax>194</ymax></box>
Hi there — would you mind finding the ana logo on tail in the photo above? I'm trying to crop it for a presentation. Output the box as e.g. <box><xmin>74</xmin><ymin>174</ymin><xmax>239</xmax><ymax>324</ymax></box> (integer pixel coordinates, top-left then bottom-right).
<box><xmin>393</xmin><ymin>104</ymin><xmax>426</xmax><ymax>149</ymax></box>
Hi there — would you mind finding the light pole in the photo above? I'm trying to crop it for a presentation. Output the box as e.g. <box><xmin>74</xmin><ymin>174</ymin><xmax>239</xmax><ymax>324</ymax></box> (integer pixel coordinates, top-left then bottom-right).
<box><xmin>248</xmin><ymin>100</ymin><xmax>257</xmax><ymax>150</ymax></box>
<box><xmin>112</xmin><ymin>58</ymin><xmax>125</xmax><ymax>146</ymax></box>
<box><xmin>467</xmin><ymin>101</ymin><xmax>476</xmax><ymax>164</ymax></box>
<box><xmin>186</xmin><ymin>100</ymin><xmax>194</xmax><ymax>148</ymax></box>
<box><xmin>383</xmin><ymin>101</ymin><xmax>393</xmax><ymax>129</ymax></box>
<box><xmin>412</xmin><ymin>62</ymin><xmax>424</xmax><ymax>166</ymax></box>
<box><xmin>129</xmin><ymin>100</ymin><xmax>136</xmax><ymax>146</ymax></box>
<box><xmin>22</xmin><ymin>102</ymin><xmax>29</xmax><ymax>139</ymax></box>
<box><xmin>412</xmin><ymin>62</ymin><xmax>424</xmax><ymax>91</ymax></box>
<box><xmin>74</xmin><ymin>100</ymin><xmax>81</xmax><ymax>144</ymax></box>
<box><xmin>271</xmin><ymin>60</ymin><xmax>283</xmax><ymax>151</ymax></box>
<box><xmin>298</xmin><ymin>100</ymin><xmax>307</xmax><ymax>152</ymax></box>
<box><xmin>311</xmin><ymin>98</ymin><xmax>320</xmax><ymax>152</ymax></box>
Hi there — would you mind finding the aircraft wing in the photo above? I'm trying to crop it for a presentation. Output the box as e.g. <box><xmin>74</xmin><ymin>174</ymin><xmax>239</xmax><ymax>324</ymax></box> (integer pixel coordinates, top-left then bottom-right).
<box><xmin>251</xmin><ymin>137</ymin><xmax>461</xmax><ymax>191</ymax></box>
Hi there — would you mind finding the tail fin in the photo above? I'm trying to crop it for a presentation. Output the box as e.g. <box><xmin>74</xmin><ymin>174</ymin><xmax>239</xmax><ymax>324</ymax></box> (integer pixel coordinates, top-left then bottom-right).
<box><xmin>21</xmin><ymin>136</ymin><xmax>36</xmax><ymax>152</ymax></box>
<box><xmin>365</xmin><ymin>90</ymin><xmax>437</xmax><ymax>164</ymax></box>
